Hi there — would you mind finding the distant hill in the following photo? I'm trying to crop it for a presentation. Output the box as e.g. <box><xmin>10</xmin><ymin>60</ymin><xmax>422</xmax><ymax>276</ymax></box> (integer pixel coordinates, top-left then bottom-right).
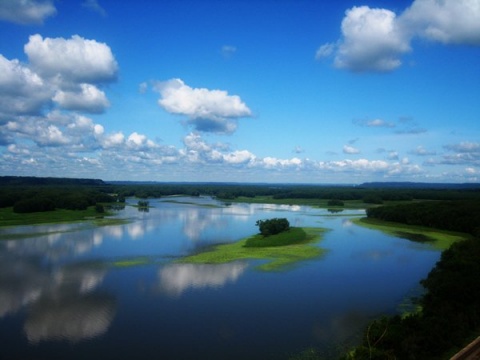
<box><xmin>0</xmin><ymin>176</ymin><xmax>105</xmax><ymax>186</ymax></box>
<box><xmin>359</xmin><ymin>182</ymin><xmax>480</xmax><ymax>189</ymax></box>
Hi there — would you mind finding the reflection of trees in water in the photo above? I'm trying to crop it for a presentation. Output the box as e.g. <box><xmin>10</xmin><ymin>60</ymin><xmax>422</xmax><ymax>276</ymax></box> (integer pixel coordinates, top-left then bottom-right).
<box><xmin>158</xmin><ymin>262</ymin><xmax>248</xmax><ymax>296</ymax></box>
<box><xmin>24</xmin><ymin>293</ymin><xmax>116</xmax><ymax>343</ymax></box>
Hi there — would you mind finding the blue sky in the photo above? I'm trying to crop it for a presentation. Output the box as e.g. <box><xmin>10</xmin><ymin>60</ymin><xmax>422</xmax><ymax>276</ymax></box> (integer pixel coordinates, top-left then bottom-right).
<box><xmin>0</xmin><ymin>0</ymin><xmax>479</xmax><ymax>183</ymax></box>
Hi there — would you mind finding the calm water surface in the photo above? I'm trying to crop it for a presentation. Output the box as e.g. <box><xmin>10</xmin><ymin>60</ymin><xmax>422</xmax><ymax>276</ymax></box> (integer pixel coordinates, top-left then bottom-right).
<box><xmin>0</xmin><ymin>197</ymin><xmax>442</xmax><ymax>359</ymax></box>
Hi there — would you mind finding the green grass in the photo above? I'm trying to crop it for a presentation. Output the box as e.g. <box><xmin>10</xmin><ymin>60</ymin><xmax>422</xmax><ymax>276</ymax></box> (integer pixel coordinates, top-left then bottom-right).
<box><xmin>353</xmin><ymin>217</ymin><xmax>470</xmax><ymax>250</ymax></box>
<box><xmin>245</xmin><ymin>227</ymin><xmax>310</xmax><ymax>247</ymax></box>
<box><xmin>178</xmin><ymin>227</ymin><xmax>328</xmax><ymax>271</ymax></box>
<box><xmin>111</xmin><ymin>256</ymin><xmax>151</xmax><ymax>268</ymax></box>
<box><xmin>0</xmin><ymin>206</ymin><xmax>109</xmax><ymax>227</ymax></box>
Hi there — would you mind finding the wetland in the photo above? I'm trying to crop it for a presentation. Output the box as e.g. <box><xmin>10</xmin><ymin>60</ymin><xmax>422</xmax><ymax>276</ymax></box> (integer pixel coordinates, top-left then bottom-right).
<box><xmin>0</xmin><ymin>194</ymin><xmax>467</xmax><ymax>359</ymax></box>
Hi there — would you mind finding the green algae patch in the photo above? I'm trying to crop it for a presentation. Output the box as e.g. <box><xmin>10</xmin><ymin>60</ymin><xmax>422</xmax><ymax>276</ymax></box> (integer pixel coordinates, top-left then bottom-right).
<box><xmin>178</xmin><ymin>227</ymin><xmax>328</xmax><ymax>271</ymax></box>
<box><xmin>353</xmin><ymin>217</ymin><xmax>469</xmax><ymax>251</ymax></box>
<box><xmin>111</xmin><ymin>257</ymin><xmax>151</xmax><ymax>268</ymax></box>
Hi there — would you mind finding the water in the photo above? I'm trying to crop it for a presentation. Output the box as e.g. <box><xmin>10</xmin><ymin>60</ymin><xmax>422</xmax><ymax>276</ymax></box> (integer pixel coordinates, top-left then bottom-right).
<box><xmin>0</xmin><ymin>197</ymin><xmax>441</xmax><ymax>359</ymax></box>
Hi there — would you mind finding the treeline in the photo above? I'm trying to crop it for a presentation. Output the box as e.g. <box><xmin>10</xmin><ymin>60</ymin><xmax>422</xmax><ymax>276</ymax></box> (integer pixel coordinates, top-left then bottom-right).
<box><xmin>344</xmin><ymin>236</ymin><xmax>480</xmax><ymax>359</ymax></box>
<box><xmin>0</xmin><ymin>186</ymin><xmax>116</xmax><ymax>213</ymax></box>
<box><xmin>3</xmin><ymin>176</ymin><xmax>480</xmax><ymax>216</ymax></box>
<box><xmin>366</xmin><ymin>200</ymin><xmax>480</xmax><ymax>236</ymax></box>
<box><xmin>0</xmin><ymin>176</ymin><xmax>104</xmax><ymax>186</ymax></box>
<box><xmin>112</xmin><ymin>183</ymin><xmax>480</xmax><ymax>203</ymax></box>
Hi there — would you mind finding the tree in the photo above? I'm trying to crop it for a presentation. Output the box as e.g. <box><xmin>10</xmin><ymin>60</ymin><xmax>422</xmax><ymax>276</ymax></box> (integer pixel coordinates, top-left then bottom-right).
<box><xmin>255</xmin><ymin>218</ymin><xmax>290</xmax><ymax>236</ymax></box>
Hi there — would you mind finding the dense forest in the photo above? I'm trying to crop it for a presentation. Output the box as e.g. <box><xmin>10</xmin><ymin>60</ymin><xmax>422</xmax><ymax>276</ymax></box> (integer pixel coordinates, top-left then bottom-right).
<box><xmin>366</xmin><ymin>200</ymin><xmax>480</xmax><ymax>236</ymax></box>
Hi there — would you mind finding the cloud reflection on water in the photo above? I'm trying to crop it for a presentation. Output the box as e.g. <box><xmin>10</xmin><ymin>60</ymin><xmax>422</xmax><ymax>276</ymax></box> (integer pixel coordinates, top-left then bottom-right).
<box><xmin>0</xmin><ymin>235</ymin><xmax>117</xmax><ymax>343</ymax></box>
<box><xmin>158</xmin><ymin>262</ymin><xmax>248</xmax><ymax>296</ymax></box>
<box><xmin>24</xmin><ymin>293</ymin><xmax>116</xmax><ymax>344</ymax></box>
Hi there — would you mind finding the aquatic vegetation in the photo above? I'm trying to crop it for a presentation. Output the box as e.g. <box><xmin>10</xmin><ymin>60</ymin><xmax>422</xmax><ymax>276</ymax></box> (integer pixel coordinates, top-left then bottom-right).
<box><xmin>178</xmin><ymin>227</ymin><xmax>328</xmax><ymax>271</ymax></box>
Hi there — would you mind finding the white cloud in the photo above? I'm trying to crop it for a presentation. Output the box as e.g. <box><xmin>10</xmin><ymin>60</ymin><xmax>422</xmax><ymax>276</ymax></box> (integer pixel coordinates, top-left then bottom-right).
<box><xmin>319</xmin><ymin>0</ymin><xmax>480</xmax><ymax>72</ymax></box>
<box><xmin>261</xmin><ymin>157</ymin><xmax>302</xmax><ymax>168</ymax></box>
<box><xmin>333</xmin><ymin>6</ymin><xmax>410</xmax><ymax>72</ymax></box>
<box><xmin>343</xmin><ymin>145</ymin><xmax>360</xmax><ymax>154</ymax></box>
<box><xmin>53</xmin><ymin>84</ymin><xmax>110</xmax><ymax>113</ymax></box>
<box><xmin>25</xmin><ymin>34</ymin><xmax>118</xmax><ymax>84</ymax></box>
<box><xmin>402</xmin><ymin>0</ymin><xmax>480</xmax><ymax>45</ymax></box>
<box><xmin>36</xmin><ymin>125</ymin><xmax>69</xmax><ymax>147</ymax></box>
<box><xmin>154</xmin><ymin>78</ymin><xmax>252</xmax><ymax>134</ymax></box>
<box><xmin>223</xmin><ymin>150</ymin><xmax>255</xmax><ymax>165</ymax></box>
<box><xmin>0</xmin><ymin>55</ymin><xmax>51</xmax><ymax>118</ymax></box>
<box><xmin>0</xmin><ymin>35</ymin><xmax>118</xmax><ymax>124</ymax></box>
<box><xmin>126</xmin><ymin>132</ymin><xmax>157</xmax><ymax>150</ymax></box>
<box><xmin>0</xmin><ymin>0</ymin><xmax>56</xmax><ymax>25</ymax></box>
<box><xmin>101</xmin><ymin>132</ymin><xmax>125</xmax><ymax>148</ymax></box>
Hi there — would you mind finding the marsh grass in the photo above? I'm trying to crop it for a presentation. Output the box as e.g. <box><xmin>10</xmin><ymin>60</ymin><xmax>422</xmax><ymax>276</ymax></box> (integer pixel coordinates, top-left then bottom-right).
<box><xmin>353</xmin><ymin>217</ymin><xmax>469</xmax><ymax>250</ymax></box>
<box><xmin>245</xmin><ymin>227</ymin><xmax>308</xmax><ymax>247</ymax></box>
<box><xmin>178</xmin><ymin>227</ymin><xmax>328</xmax><ymax>271</ymax></box>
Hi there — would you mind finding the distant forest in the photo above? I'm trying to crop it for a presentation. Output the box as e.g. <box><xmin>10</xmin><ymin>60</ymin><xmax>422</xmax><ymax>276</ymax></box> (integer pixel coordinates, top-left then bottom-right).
<box><xmin>1</xmin><ymin>176</ymin><xmax>480</xmax><ymax>214</ymax></box>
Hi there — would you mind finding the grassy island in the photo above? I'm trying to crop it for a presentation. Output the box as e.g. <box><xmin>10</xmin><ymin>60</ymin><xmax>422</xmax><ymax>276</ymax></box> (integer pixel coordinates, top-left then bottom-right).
<box><xmin>178</xmin><ymin>227</ymin><xmax>328</xmax><ymax>271</ymax></box>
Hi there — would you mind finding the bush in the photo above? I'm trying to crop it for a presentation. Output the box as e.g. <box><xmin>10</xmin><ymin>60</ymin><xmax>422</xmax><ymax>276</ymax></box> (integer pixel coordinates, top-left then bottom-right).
<box><xmin>327</xmin><ymin>199</ymin><xmax>344</xmax><ymax>206</ymax></box>
<box><xmin>255</xmin><ymin>218</ymin><xmax>290</xmax><ymax>236</ymax></box>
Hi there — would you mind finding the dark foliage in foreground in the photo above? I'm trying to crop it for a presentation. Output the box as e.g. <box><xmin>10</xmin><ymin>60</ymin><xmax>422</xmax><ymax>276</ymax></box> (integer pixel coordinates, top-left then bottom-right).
<box><xmin>339</xmin><ymin>199</ymin><xmax>480</xmax><ymax>359</ymax></box>
<box><xmin>344</xmin><ymin>237</ymin><xmax>480</xmax><ymax>360</ymax></box>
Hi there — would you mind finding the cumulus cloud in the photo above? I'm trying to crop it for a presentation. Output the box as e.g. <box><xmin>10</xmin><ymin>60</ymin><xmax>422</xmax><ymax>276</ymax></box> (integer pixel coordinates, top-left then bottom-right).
<box><xmin>335</xmin><ymin>6</ymin><xmax>410</xmax><ymax>72</ymax></box>
<box><xmin>317</xmin><ymin>0</ymin><xmax>480</xmax><ymax>72</ymax></box>
<box><xmin>53</xmin><ymin>84</ymin><xmax>110</xmax><ymax>113</ymax></box>
<box><xmin>0</xmin><ymin>55</ymin><xmax>52</xmax><ymax>119</ymax></box>
<box><xmin>402</xmin><ymin>0</ymin><xmax>480</xmax><ymax>45</ymax></box>
<box><xmin>182</xmin><ymin>132</ymin><xmax>255</xmax><ymax>165</ymax></box>
<box><xmin>25</xmin><ymin>34</ymin><xmax>118</xmax><ymax>84</ymax></box>
<box><xmin>0</xmin><ymin>0</ymin><xmax>56</xmax><ymax>25</ymax></box>
<box><xmin>0</xmin><ymin>33</ymin><xmax>118</xmax><ymax>123</ymax></box>
<box><xmin>154</xmin><ymin>78</ymin><xmax>252</xmax><ymax>134</ymax></box>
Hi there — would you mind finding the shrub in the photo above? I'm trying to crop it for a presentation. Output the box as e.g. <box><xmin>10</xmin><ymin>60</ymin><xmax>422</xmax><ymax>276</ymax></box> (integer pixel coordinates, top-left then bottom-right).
<box><xmin>255</xmin><ymin>218</ymin><xmax>290</xmax><ymax>236</ymax></box>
